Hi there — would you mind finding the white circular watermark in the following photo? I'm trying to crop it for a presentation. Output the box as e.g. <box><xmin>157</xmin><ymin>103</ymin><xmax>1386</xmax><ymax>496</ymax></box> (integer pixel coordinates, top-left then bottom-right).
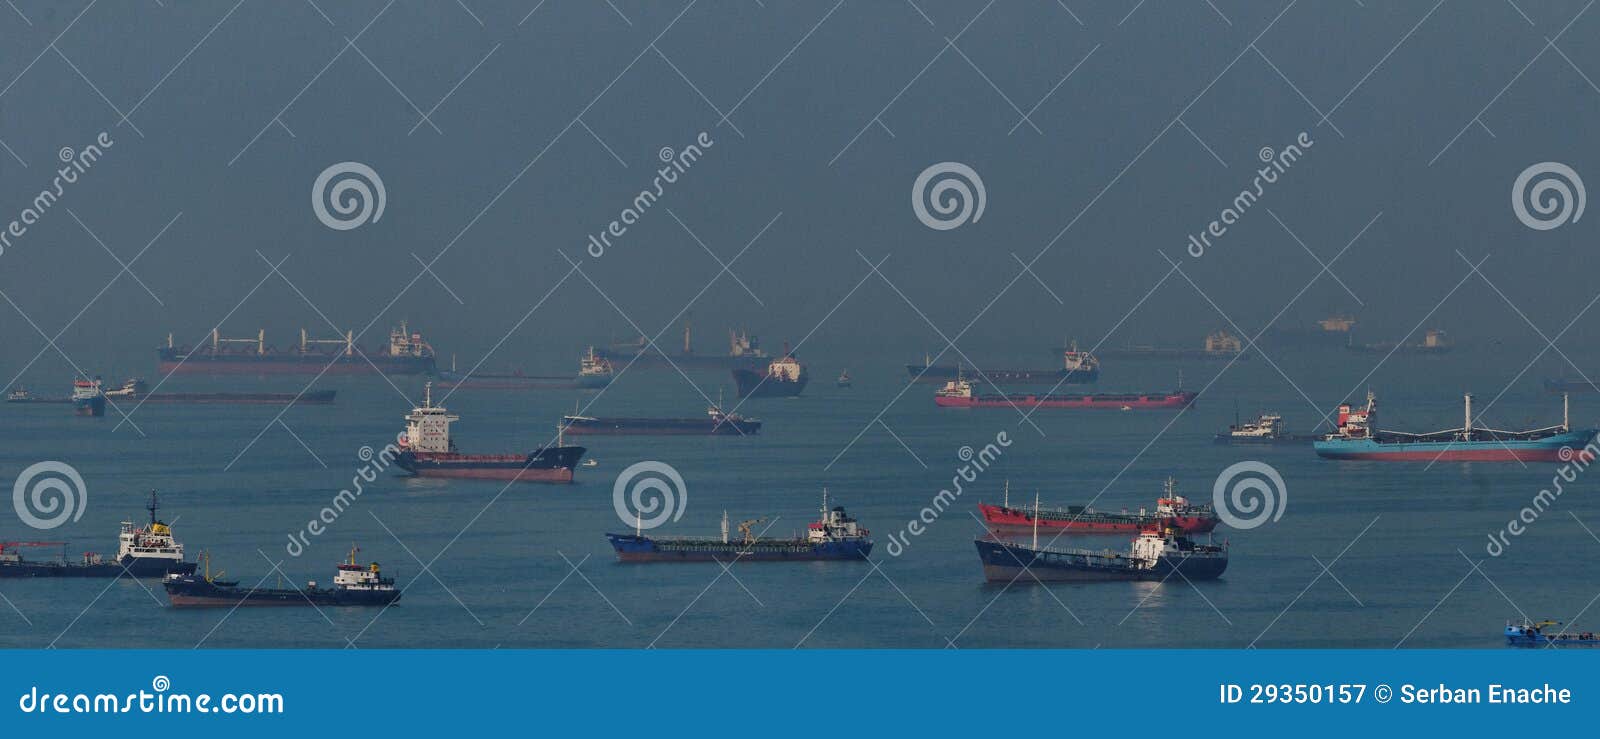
<box><xmin>312</xmin><ymin>161</ymin><xmax>386</xmax><ymax>231</ymax></box>
<box><xmin>12</xmin><ymin>461</ymin><xmax>88</xmax><ymax>530</ymax></box>
<box><xmin>151</xmin><ymin>676</ymin><xmax>171</xmax><ymax>692</ymax></box>
<box><xmin>613</xmin><ymin>461</ymin><xmax>687</xmax><ymax>530</ymax></box>
<box><xmin>1512</xmin><ymin>162</ymin><xmax>1584</xmax><ymax>231</ymax></box>
<box><xmin>912</xmin><ymin>162</ymin><xmax>985</xmax><ymax>230</ymax></box>
<box><xmin>1211</xmin><ymin>460</ymin><xmax>1286</xmax><ymax>530</ymax></box>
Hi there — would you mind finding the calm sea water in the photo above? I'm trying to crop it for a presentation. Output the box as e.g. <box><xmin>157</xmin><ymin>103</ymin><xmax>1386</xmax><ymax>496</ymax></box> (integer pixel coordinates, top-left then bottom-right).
<box><xmin>3</xmin><ymin>346</ymin><xmax>1596</xmax><ymax>649</ymax></box>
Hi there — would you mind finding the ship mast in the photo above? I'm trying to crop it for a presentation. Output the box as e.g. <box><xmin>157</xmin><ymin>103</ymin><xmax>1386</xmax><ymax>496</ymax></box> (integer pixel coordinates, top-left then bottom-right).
<box><xmin>146</xmin><ymin>490</ymin><xmax>159</xmax><ymax>525</ymax></box>
<box><xmin>1565</xmin><ymin>392</ymin><xmax>1571</xmax><ymax>432</ymax></box>
<box><xmin>1003</xmin><ymin>479</ymin><xmax>1009</xmax><ymax>508</ymax></box>
<box><xmin>1463</xmin><ymin>392</ymin><xmax>1473</xmax><ymax>439</ymax></box>
<box><xmin>1032</xmin><ymin>491</ymin><xmax>1040</xmax><ymax>550</ymax></box>
<box><xmin>720</xmin><ymin>511</ymin><xmax>730</xmax><ymax>544</ymax></box>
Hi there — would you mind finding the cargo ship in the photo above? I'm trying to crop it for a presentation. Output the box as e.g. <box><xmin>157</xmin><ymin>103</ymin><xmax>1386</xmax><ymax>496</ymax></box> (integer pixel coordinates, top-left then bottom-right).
<box><xmin>1263</xmin><ymin>315</ymin><xmax>1358</xmax><ymax>347</ymax></box>
<box><xmin>978</xmin><ymin>479</ymin><xmax>1219</xmax><ymax>534</ymax></box>
<box><xmin>435</xmin><ymin>355</ymin><xmax>578</xmax><ymax>390</ymax></box>
<box><xmin>562</xmin><ymin>402</ymin><xmax>762</xmax><ymax>436</ymax></box>
<box><xmin>576</xmin><ymin>346</ymin><xmax>615</xmax><ymax>389</ymax></box>
<box><xmin>1095</xmin><ymin>330</ymin><xmax>1250</xmax><ymax>361</ymax></box>
<box><xmin>1214</xmin><ymin>410</ymin><xmax>1318</xmax><ymax>444</ymax></box>
<box><xmin>1345</xmin><ymin>328</ymin><xmax>1453</xmax><ymax>355</ymax></box>
<box><xmin>102</xmin><ymin>378</ymin><xmax>335</xmax><ymax>405</ymax></box>
<box><xmin>975</xmin><ymin>499</ymin><xmax>1227</xmax><ymax>583</ymax></box>
<box><xmin>933</xmin><ymin>376</ymin><xmax>1195</xmax><ymax>409</ymax></box>
<box><xmin>598</xmin><ymin>324</ymin><xmax>768</xmax><ymax>370</ymax></box>
<box><xmin>731</xmin><ymin>346</ymin><xmax>808</xmax><ymax>398</ymax></box>
<box><xmin>164</xmin><ymin>546</ymin><xmax>400</xmax><ymax>608</ymax></box>
<box><xmin>1544</xmin><ymin>376</ymin><xmax>1600</xmax><ymax>394</ymax></box>
<box><xmin>908</xmin><ymin>343</ymin><xmax>1100</xmax><ymax>385</ymax></box>
<box><xmin>393</xmin><ymin>383</ymin><xmax>585</xmax><ymax>482</ymax></box>
<box><xmin>0</xmin><ymin>492</ymin><xmax>196</xmax><ymax>578</ymax></box>
<box><xmin>1313</xmin><ymin>391</ymin><xmax>1596</xmax><ymax>462</ymax></box>
<box><xmin>607</xmin><ymin>492</ymin><xmax>871</xmax><ymax>562</ymax></box>
<box><xmin>5</xmin><ymin>388</ymin><xmax>69</xmax><ymax>403</ymax></box>
<box><xmin>157</xmin><ymin>322</ymin><xmax>435</xmax><ymax>375</ymax></box>
<box><xmin>1505</xmin><ymin>619</ymin><xmax>1600</xmax><ymax>647</ymax></box>
<box><xmin>71</xmin><ymin>377</ymin><xmax>106</xmax><ymax>416</ymax></box>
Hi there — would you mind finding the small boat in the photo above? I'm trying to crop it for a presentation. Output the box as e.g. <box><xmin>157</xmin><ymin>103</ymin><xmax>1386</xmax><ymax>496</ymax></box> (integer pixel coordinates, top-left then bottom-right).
<box><xmin>1505</xmin><ymin>618</ymin><xmax>1600</xmax><ymax>647</ymax></box>
<box><xmin>836</xmin><ymin>370</ymin><xmax>852</xmax><ymax>388</ymax></box>
<box><xmin>1214</xmin><ymin>409</ymin><xmax>1317</xmax><ymax>444</ymax></box>
<box><xmin>5</xmin><ymin>388</ymin><xmax>70</xmax><ymax>404</ymax></box>
<box><xmin>582</xmin><ymin>459</ymin><xmax>599</xmax><ymax>468</ymax></box>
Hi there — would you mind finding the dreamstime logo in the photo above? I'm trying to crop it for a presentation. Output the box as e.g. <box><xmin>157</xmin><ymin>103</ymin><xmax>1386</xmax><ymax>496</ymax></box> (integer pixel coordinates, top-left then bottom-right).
<box><xmin>1</xmin><ymin>132</ymin><xmax>114</xmax><ymax>258</ymax></box>
<box><xmin>311</xmin><ymin>162</ymin><xmax>386</xmax><ymax>231</ymax></box>
<box><xmin>12</xmin><ymin>461</ymin><xmax>87</xmax><ymax>530</ymax></box>
<box><xmin>585</xmin><ymin>131</ymin><xmax>715</xmax><ymax>258</ymax></box>
<box><xmin>1211</xmin><ymin>461</ymin><xmax>1286</xmax><ymax>530</ymax></box>
<box><xmin>1511</xmin><ymin>162</ymin><xmax>1585</xmax><ymax>231</ymax></box>
<box><xmin>1186</xmin><ymin>131</ymin><xmax>1314</xmax><ymax>258</ymax></box>
<box><xmin>613</xmin><ymin>461</ymin><xmax>687</xmax><ymax>530</ymax></box>
<box><xmin>284</xmin><ymin>434</ymin><xmax>404</xmax><ymax>557</ymax></box>
<box><xmin>1485</xmin><ymin>438</ymin><xmax>1600</xmax><ymax>557</ymax></box>
<box><xmin>912</xmin><ymin>162</ymin><xmax>985</xmax><ymax>230</ymax></box>
<box><xmin>884</xmin><ymin>430</ymin><xmax>1012</xmax><ymax>556</ymax></box>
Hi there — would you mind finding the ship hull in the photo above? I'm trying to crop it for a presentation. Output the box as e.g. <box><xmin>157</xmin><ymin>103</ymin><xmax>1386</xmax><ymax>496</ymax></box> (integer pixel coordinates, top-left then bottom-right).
<box><xmin>731</xmin><ymin>369</ymin><xmax>807</xmax><ymax>398</ymax></box>
<box><xmin>607</xmin><ymin>533</ymin><xmax>870</xmax><ymax>562</ymax></box>
<box><xmin>73</xmin><ymin>396</ymin><xmax>106</xmax><ymax>416</ymax></box>
<box><xmin>907</xmin><ymin>365</ymin><xmax>1098</xmax><ymax>385</ymax></box>
<box><xmin>1</xmin><ymin>557</ymin><xmax>195</xmax><ymax>578</ymax></box>
<box><xmin>563</xmin><ymin>417</ymin><xmax>761</xmax><ymax>435</ymax></box>
<box><xmin>164</xmin><ymin>580</ymin><xmax>400</xmax><ymax>607</ymax></box>
<box><xmin>157</xmin><ymin>350</ymin><xmax>434</xmax><ymax>376</ymax></box>
<box><xmin>394</xmin><ymin>447</ymin><xmax>584</xmax><ymax>483</ymax></box>
<box><xmin>974</xmin><ymin>539</ymin><xmax>1227</xmax><ymax>582</ymax></box>
<box><xmin>977</xmin><ymin>503</ymin><xmax>1217</xmax><ymax>534</ymax></box>
<box><xmin>1212</xmin><ymin>434</ymin><xmax>1316</xmax><ymax>445</ymax></box>
<box><xmin>1314</xmin><ymin>430</ymin><xmax>1597</xmax><ymax>462</ymax></box>
<box><xmin>937</xmin><ymin>391</ymin><xmax>1196</xmax><ymax>409</ymax></box>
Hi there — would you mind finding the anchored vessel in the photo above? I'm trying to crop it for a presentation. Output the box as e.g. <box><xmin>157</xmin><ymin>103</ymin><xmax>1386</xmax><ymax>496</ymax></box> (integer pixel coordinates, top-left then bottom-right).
<box><xmin>731</xmin><ymin>346</ymin><xmax>808</xmax><ymax>398</ymax></box>
<box><xmin>102</xmin><ymin>377</ymin><xmax>335</xmax><ymax>405</ymax></box>
<box><xmin>1346</xmin><ymin>328</ymin><xmax>1453</xmax><ymax>355</ymax></box>
<box><xmin>1096</xmin><ymin>330</ymin><xmax>1250</xmax><ymax>361</ymax></box>
<box><xmin>576</xmin><ymin>346</ymin><xmax>615</xmax><ymax>389</ymax></box>
<box><xmin>71</xmin><ymin>377</ymin><xmax>106</xmax><ymax>416</ymax></box>
<box><xmin>1214</xmin><ymin>411</ymin><xmax>1317</xmax><ymax>444</ymax></box>
<box><xmin>979</xmin><ymin>479</ymin><xmax>1219</xmax><ymax>534</ymax></box>
<box><xmin>908</xmin><ymin>344</ymin><xmax>1101</xmax><ymax>385</ymax></box>
<box><xmin>435</xmin><ymin>355</ymin><xmax>574</xmax><ymax>390</ymax></box>
<box><xmin>394</xmin><ymin>383</ymin><xmax>585</xmax><ymax>482</ymax></box>
<box><xmin>0</xmin><ymin>492</ymin><xmax>195</xmax><ymax>578</ymax></box>
<box><xmin>975</xmin><ymin>501</ymin><xmax>1228</xmax><ymax>582</ymax></box>
<box><xmin>562</xmin><ymin>402</ymin><xmax>761</xmax><ymax>436</ymax></box>
<box><xmin>6</xmin><ymin>388</ymin><xmax>69</xmax><ymax>403</ymax></box>
<box><xmin>1505</xmin><ymin>619</ymin><xmax>1600</xmax><ymax>647</ymax></box>
<box><xmin>933</xmin><ymin>376</ymin><xmax>1195</xmax><ymax>409</ymax></box>
<box><xmin>1313</xmin><ymin>392</ymin><xmax>1596</xmax><ymax>462</ymax></box>
<box><xmin>837</xmin><ymin>370</ymin><xmax>852</xmax><ymax>388</ymax></box>
<box><xmin>157</xmin><ymin>322</ymin><xmax>435</xmax><ymax>375</ymax></box>
<box><xmin>607</xmin><ymin>492</ymin><xmax>872</xmax><ymax>562</ymax></box>
<box><xmin>164</xmin><ymin>546</ymin><xmax>401</xmax><ymax>607</ymax></box>
<box><xmin>599</xmin><ymin>324</ymin><xmax>768</xmax><ymax>370</ymax></box>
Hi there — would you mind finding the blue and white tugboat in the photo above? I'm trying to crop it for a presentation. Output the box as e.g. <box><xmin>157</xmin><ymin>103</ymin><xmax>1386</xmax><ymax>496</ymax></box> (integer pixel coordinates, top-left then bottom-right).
<box><xmin>1505</xmin><ymin>619</ymin><xmax>1600</xmax><ymax>647</ymax></box>
<box><xmin>975</xmin><ymin>494</ymin><xmax>1228</xmax><ymax>582</ymax></box>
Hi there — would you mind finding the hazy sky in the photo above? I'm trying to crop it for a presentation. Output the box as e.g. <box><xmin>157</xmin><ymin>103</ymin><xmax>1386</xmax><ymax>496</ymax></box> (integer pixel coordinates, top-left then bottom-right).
<box><xmin>3</xmin><ymin>0</ymin><xmax>1598</xmax><ymax>381</ymax></box>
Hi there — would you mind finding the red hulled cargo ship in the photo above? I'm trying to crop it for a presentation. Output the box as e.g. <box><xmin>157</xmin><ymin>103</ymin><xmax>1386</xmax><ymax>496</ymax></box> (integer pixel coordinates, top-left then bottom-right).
<box><xmin>157</xmin><ymin>322</ymin><xmax>435</xmax><ymax>375</ymax></box>
<box><xmin>978</xmin><ymin>479</ymin><xmax>1219</xmax><ymax>534</ymax></box>
<box><xmin>932</xmin><ymin>377</ymin><xmax>1195</xmax><ymax>409</ymax></box>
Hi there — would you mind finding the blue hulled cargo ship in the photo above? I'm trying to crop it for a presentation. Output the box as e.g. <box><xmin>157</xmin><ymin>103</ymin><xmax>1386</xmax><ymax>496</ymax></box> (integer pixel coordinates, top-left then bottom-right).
<box><xmin>608</xmin><ymin>493</ymin><xmax>871</xmax><ymax>562</ymax></box>
<box><xmin>1314</xmin><ymin>392</ymin><xmax>1596</xmax><ymax>462</ymax></box>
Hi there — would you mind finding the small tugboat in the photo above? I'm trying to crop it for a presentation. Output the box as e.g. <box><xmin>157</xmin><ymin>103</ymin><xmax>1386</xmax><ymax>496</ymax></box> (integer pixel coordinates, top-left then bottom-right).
<box><xmin>71</xmin><ymin>377</ymin><xmax>106</xmax><ymax>416</ymax></box>
<box><xmin>607</xmin><ymin>491</ymin><xmax>871</xmax><ymax>562</ymax></box>
<box><xmin>575</xmin><ymin>346</ymin><xmax>615</xmax><ymax>389</ymax></box>
<box><xmin>731</xmin><ymin>343</ymin><xmax>808</xmax><ymax>398</ymax></box>
<box><xmin>975</xmin><ymin>500</ymin><xmax>1228</xmax><ymax>583</ymax></box>
<box><xmin>562</xmin><ymin>400</ymin><xmax>762</xmax><ymax>436</ymax></box>
<box><xmin>1214</xmin><ymin>410</ymin><xmax>1318</xmax><ymax>444</ymax></box>
<box><xmin>836</xmin><ymin>369</ymin><xmax>852</xmax><ymax>388</ymax></box>
<box><xmin>1314</xmin><ymin>391</ymin><xmax>1596</xmax><ymax>462</ymax></box>
<box><xmin>101</xmin><ymin>378</ymin><xmax>150</xmax><ymax>398</ymax></box>
<box><xmin>978</xmin><ymin>479</ymin><xmax>1219</xmax><ymax>534</ymax></box>
<box><xmin>933</xmin><ymin>374</ymin><xmax>1195</xmax><ymax>410</ymax></box>
<box><xmin>394</xmin><ymin>383</ymin><xmax>585</xmax><ymax>482</ymax></box>
<box><xmin>5</xmin><ymin>388</ymin><xmax>69</xmax><ymax>404</ymax></box>
<box><xmin>0</xmin><ymin>492</ymin><xmax>196</xmax><ymax>578</ymax></box>
<box><xmin>164</xmin><ymin>545</ymin><xmax>401</xmax><ymax>607</ymax></box>
<box><xmin>1505</xmin><ymin>619</ymin><xmax>1600</xmax><ymax>647</ymax></box>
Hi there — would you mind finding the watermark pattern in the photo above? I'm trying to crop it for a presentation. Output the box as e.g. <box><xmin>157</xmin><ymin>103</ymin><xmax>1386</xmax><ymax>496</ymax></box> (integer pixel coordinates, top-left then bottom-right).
<box><xmin>12</xmin><ymin>461</ymin><xmax>87</xmax><ymax>531</ymax></box>
<box><xmin>1485</xmin><ymin>439</ymin><xmax>1600</xmax><ymax>557</ymax></box>
<box><xmin>1185</xmin><ymin>131</ymin><xmax>1314</xmax><ymax>257</ymax></box>
<box><xmin>884</xmin><ymin>430</ymin><xmax>1011</xmax><ymax>556</ymax></box>
<box><xmin>911</xmin><ymin>161</ymin><xmax>985</xmax><ymax>231</ymax></box>
<box><xmin>1211</xmin><ymin>460</ymin><xmax>1287</xmax><ymax>530</ymax></box>
<box><xmin>311</xmin><ymin>161</ymin><xmax>386</xmax><ymax>230</ymax></box>
<box><xmin>612</xmin><ymin>461</ymin><xmax>687</xmax><ymax>530</ymax></box>
<box><xmin>1511</xmin><ymin>161</ymin><xmax>1584</xmax><ymax>231</ymax></box>
<box><xmin>284</xmin><ymin>434</ymin><xmax>404</xmax><ymax>557</ymax></box>
<box><xmin>1</xmin><ymin>132</ymin><xmax>114</xmax><ymax>257</ymax></box>
<box><xmin>17</xmin><ymin>676</ymin><xmax>283</xmax><ymax>715</ymax></box>
<box><xmin>585</xmin><ymin>131</ymin><xmax>715</xmax><ymax>258</ymax></box>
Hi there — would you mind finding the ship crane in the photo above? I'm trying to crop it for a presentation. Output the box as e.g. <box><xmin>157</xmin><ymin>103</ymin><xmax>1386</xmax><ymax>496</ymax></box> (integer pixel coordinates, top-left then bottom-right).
<box><xmin>737</xmin><ymin>517</ymin><xmax>767</xmax><ymax>545</ymax></box>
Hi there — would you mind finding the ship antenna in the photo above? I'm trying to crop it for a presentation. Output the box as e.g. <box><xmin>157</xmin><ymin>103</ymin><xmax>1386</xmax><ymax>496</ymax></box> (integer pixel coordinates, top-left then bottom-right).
<box><xmin>1565</xmin><ymin>392</ymin><xmax>1571</xmax><ymax>432</ymax></box>
<box><xmin>636</xmin><ymin>510</ymin><xmax>642</xmax><ymax>538</ymax></box>
<box><xmin>423</xmin><ymin>381</ymin><xmax>433</xmax><ymax>408</ymax></box>
<box><xmin>147</xmin><ymin>490</ymin><xmax>159</xmax><ymax>525</ymax></box>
